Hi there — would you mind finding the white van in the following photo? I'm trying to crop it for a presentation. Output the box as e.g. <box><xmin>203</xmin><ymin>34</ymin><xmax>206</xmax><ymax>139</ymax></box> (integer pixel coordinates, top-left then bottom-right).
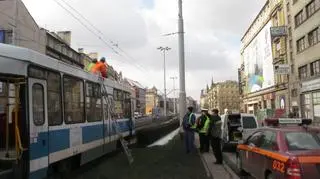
<box><xmin>220</xmin><ymin>113</ymin><xmax>258</xmax><ymax>150</ymax></box>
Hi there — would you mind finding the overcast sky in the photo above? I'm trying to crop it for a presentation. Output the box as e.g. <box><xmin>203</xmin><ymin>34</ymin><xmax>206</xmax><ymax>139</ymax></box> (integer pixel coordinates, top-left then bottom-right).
<box><xmin>22</xmin><ymin>0</ymin><xmax>266</xmax><ymax>101</ymax></box>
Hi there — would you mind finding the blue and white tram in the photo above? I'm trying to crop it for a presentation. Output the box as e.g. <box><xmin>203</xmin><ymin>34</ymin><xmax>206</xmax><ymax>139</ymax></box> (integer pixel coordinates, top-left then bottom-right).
<box><xmin>0</xmin><ymin>43</ymin><xmax>136</xmax><ymax>179</ymax></box>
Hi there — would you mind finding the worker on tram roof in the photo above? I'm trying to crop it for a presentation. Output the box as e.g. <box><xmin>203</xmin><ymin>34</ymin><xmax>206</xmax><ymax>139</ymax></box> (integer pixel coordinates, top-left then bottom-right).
<box><xmin>91</xmin><ymin>57</ymin><xmax>108</xmax><ymax>78</ymax></box>
<box><xmin>86</xmin><ymin>58</ymin><xmax>97</xmax><ymax>72</ymax></box>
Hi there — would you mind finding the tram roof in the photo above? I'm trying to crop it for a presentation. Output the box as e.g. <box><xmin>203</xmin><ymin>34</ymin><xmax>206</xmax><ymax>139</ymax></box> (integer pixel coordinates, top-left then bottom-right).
<box><xmin>0</xmin><ymin>43</ymin><xmax>133</xmax><ymax>93</ymax></box>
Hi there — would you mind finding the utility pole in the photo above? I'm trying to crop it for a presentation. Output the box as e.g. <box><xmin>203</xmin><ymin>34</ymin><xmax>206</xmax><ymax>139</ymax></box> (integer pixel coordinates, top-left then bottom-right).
<box><xmin>178</xmin><ymin>0</ymin><xmax>186</xmax><ymax>130</ymax></box>
<box><xmin>157</xmin><ymin>46</ymin><xmax>171</xmax><ymax>116</ymax></box>
<box><xmin>170</xmin><ymin>77</ymin><xmax>177</xmax><ymax>114</ymax></box>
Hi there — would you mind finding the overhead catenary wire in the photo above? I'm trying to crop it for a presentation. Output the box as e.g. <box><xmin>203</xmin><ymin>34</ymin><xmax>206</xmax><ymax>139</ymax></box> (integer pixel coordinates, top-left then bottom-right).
<box><xmin>52</xmin><ymin>0</ymin><xmax>120</xmax><ymax>55</ymax></box>
<box><xmin>54</xmin><ymin>0</ymin><xmax>152</xmax><ymax>75</ymax></box>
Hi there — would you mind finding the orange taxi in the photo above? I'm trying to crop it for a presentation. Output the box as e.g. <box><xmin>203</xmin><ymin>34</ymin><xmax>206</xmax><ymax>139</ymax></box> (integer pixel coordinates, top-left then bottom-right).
<box><xmin>236</xmin><ymin>118</ymin><xmax>320</xmax><ymax>179</ymax></box>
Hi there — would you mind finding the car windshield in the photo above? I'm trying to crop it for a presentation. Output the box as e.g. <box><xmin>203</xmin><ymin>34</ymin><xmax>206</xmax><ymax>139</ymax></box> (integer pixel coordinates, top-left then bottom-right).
<box><xmin>242</xmin><ymin>116</ymin><xmax>257</xmax><ymax>129</ymax></box>
<box><xmin>285</xmin><ymin>132</ymin><xmax>320</xmax><ymax>151</ymax></box>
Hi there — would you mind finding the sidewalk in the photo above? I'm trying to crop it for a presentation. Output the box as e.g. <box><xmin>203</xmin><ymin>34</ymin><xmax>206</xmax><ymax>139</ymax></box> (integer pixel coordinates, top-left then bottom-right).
<box><xmin>194</xmin><ymin>135</ymin><xmax>239</xmax><ymax>179</ymax></box>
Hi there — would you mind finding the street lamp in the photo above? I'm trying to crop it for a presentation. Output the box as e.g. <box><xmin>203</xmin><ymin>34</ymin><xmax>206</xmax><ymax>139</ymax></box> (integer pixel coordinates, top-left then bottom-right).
<box><xmin>157</xmin><ymin>46</ymin><xmax>171</xmax><ymax>116</ymax></box>
<box><xmin>178</xmin><ymin>0</ymin><xmax>186</xmax><ymax>131</ymax></box>
<box><xmin>170</xmin><ymin>76</ymin><xmax>178</xmax><ymax>114</ymax></box>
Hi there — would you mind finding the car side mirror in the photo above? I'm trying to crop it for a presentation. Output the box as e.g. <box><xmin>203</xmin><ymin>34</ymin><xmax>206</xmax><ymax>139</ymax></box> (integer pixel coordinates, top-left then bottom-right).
<box><xmin>237</xmin><ymin>127</ymin><xmax>243</xmax><ymax>132</ymax></box>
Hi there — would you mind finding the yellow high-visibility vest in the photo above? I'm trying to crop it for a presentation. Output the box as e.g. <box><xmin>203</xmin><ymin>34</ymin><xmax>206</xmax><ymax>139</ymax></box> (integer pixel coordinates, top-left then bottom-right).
<box><xmin>199</xmin><ymin>115</ymin><xmax>210</xmax><ymax>134</ymax></box>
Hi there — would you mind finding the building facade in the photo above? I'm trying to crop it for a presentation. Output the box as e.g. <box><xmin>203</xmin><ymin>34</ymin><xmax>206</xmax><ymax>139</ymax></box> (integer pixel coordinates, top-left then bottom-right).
<box><xmin>289</xmin><ymin>0</ymin><xmax>320</xmax><ymax>122</ymax></box>
<box><xmin>239</xmin><ymin>0</ymin><xmax>291</xmax><ymax>115</ymax></box>
<box><xmin>186</xmin><ymin>96</ymin><xmax>197</xmax><ymax>112</ymax></box>
<box><xmin>124</xmin><ymin>78</ymin><xmax>146</xmax><ymax>115</ymax></box>
<box><xmin>0</xmin><ymin>0</ymin><xmax>46</xmax><ymax>53</ymax></box>
<box><xmin>145</xmin><ymin>87</ymin><xmax>159</xmax><ymax>115</ymax></box>
<box><xmin>206</xmin><ymin>81</ymin><xmax>240</xmax><ymax>114</ymax></box>
<box><xmin>44</xmin><ymin>30</ymin><xmax>84</xmax><ymax>68</ymax></box>
<box><xmin>200</xmin><ymin>89</ymin><xmax>208</xmax><ymax>110</ymax></box>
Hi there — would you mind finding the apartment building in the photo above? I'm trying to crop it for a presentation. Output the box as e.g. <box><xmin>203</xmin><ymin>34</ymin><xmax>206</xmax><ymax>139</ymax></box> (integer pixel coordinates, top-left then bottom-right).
<box><xmin>239</xmin><ymin>0</ymin><xmax>291</xmax><ymax>115</ymax></box>
<box><xmin>288</xmin><ymin>0</ymin><xmax>320</xmax><ymax>122</ymax></box>
<box><xmin>0</xmin><ymin>0</ymin><xmax>46</xmax><ymax>53</ymax></box>
<box><xmin>204</xmin><ymin>80</ymin><xmax>240</xmax><ymax>114</ymax></box>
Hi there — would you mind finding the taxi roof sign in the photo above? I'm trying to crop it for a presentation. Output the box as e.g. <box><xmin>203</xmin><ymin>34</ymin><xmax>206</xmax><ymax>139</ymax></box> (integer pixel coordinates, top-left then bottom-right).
<box><xmin>278</xmin><ymin>118</ymin><xmax>302</xmax><ymax>124</ymax></box>
<box><xmin>264</xmin><ymin>118</ymin><xmax>312</xmax><ymax>126</ymax></box>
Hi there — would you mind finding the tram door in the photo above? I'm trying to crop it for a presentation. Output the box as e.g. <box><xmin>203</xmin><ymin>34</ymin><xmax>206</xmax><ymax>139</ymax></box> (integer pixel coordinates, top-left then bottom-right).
<box><xmin>28</xmin><ymin>78</ymin><xmax>49</xmax><ymax>179</ymax></box>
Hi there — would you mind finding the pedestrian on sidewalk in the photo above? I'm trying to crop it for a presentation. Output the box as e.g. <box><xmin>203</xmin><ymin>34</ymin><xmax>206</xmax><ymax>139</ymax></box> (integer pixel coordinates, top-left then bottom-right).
<box><xmin>182</xmin><ymin>106</ymin><xmax>196</xmax><ymax>153</ymax></box>
<box><xmin>210</xmin><ymin>109</ymin><xmax>223</xmax><ymax>164</ymax></box>
<box><xmin>197</xmin><ymin>108</ymin><xmax>211</xmax><ymax>153</ymax></box>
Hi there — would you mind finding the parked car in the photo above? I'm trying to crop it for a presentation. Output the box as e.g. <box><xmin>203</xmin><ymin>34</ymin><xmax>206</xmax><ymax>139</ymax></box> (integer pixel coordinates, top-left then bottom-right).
<box><xmin>236</xmin><ymin>118</ymin><xmax>319</xmax><ymax>179</ymax></box>
<box><xmin>221</xmin><ymin>113</ymin><xmax>259</xmax><ymax>151</ymax></box>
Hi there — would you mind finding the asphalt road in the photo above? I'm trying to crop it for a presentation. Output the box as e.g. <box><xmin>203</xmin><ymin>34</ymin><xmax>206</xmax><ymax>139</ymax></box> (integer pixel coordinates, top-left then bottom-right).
<box><xmin>223</xmin><ymin>151</ymin><xmax>255</xmax><ymax>179</ymax></box>
<box><xmin>51</xmin><ymin>136</ymin><xmax>209</xmax><ymax>179</ymax></box>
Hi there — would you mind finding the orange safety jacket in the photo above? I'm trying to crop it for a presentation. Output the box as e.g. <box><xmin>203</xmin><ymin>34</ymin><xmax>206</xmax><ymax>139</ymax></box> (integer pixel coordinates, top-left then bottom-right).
<box><xmin>91</xmin><ymin>62</ymin><xmax>108</xmax><ymax>78</ymax></box>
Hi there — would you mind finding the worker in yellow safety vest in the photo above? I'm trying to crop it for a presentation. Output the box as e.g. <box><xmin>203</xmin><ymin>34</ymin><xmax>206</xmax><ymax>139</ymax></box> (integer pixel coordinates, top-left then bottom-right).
<box><xmin>182</xmin><ymin>106</ymin><xmax>196</xmax><ymax>153</ymax></box>
<box><xmin>85</xmin><ymin>58</ymin><xmax>97</xmax><ymax>72</ymax></box>
<box><xmin>197</xmin><ymin>108</ymin><xmax>211</xmax><ymax>153</ymax></box>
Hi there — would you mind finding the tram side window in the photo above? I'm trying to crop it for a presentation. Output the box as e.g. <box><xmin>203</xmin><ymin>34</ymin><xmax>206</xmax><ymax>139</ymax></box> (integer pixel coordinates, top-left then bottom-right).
<box><xmin>123</xmin><ymin>92</ymin><xmax>131</xmax><ymax>118</ymax></box>
<box><xmin>48</xmin><ymin>72</ymin><xmax>62</xmax><ymax>125</ymax></box>
<box><xmin>113</xmin><ymin>89</ymin><xmax>124</xmax><ymax>119</ymax></box>
<box><xmin>29</xmin><ymin>66</ymin><xmax>63</xmax><ymax>126</ymax></box>
<box><xmin>86</xmin><ymin>82</ymin><xmax>102</xmax><ymax>122</ymax></box>
<box><xmin>32</xmin><ymin>84</ymin><xmax>45</xmax><ymax>126</ymax></box>
<box><xmin>64</xmin><ymin>76</ymin><xmax>84</xmax><ymax>124</ymax></box>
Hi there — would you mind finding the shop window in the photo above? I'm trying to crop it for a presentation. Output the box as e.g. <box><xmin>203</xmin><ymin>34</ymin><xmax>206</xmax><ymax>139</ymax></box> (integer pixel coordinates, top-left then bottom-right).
<box><xmin>313</xmin><ymin>92</ymin><xmax>320</xmax><ymax>118</ymax></box>
<box><xmin>301</xmin><ymin>94</ymin><xmax>312</xmax><ymax>118</ymax></box>
<box><xmin>86</xmin><ymin>82</ymin><xmax>102</xmax><ymax>122</ymax></box>
<box><xmin>32</xmin><ymin>84</ymin><xmax>45</xmax><ymax>126</ymax></box>
<box><xmin>311</xmin><ymin>60</ymin><xmax>320</xmax><ymax>76</ymax></box>
<box><xmin>63</xmin><ymin>76</ymin><xmax>84</xmax><ymax>124</ymax></box>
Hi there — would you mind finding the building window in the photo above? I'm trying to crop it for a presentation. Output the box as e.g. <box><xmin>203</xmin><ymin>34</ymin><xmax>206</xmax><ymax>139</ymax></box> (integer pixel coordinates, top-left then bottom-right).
<box><xmin>297</xmin><ymin>37</ymin><xmax>305</xmax><ymax>53</ymax></box>
<box><xmin>293</xmin><ymin>0</ymin><xmax>297</xmax><ymax>5</ymax></box>
<box><xmin>288</xmin><ymin>27</ymin><xmax>292</xmax><ymax>37</ymax></box>
<box><xmin>86</xmin><ymin>82</ymin><xmax>102</xmax><ymax>122</ymax></box>
<box><xmin>301</xmin><ymin>93</ymin><xmax>312</xmax><ymax>118</ymax></box>
<box><xmin>311</xmin><ymin>60</ymin><xmax>320</xmax><ymax>76</ymax></box>
<box><xmin>299</xmin><ymin>65</ymin><xmax>308</xmax><ymax>79</ymax></box>
<box><xmin>295</xmin><ymin>10</ymin><xmax>304</xmax><ymax>27</ymax></box>
<box><xmin>64</xmin><ymin>76</ymin><xmax>84</xmax><ymax>124</ymax></box>
<box><xmin>313</xmin><ymin>92</ymin><xmax>320</xmax><ymax>118</ymax></box>
<box><xmin>47</xmin><ymin>71</ymin><xmax>62</xmax><ymax>126</ymax></box>
<box><xmin>287</xmin><ymin>2</ymin><xmax>290</xmax><ymax>12</ymax></box>
<box><xmin>308</xmin><ymin>28</ymin><xmax>319</xmax><ymax>46</ymax></box>
<box><xmin>32</xmin><ymin>83</ymin><xmax>45</xmax><ymax>126</ymax></box>
<box><xmin>291</xmin><ymin>89</ymin><xmax>298</xmax><ymax>97</ymax></box>
<box><xmin>289</xmin><ymin>39</ymin><xmax>293</xmax><ymax>49</ymax></box>
<box><xmin>291</xmin><ymin>64</ymin><xmax>295</xmax><ymax>74</ymax></box>
<box><xmin>306</xmin><ymin>0</ymin><xmax>316</xmax><ymax>18</ymax></box>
